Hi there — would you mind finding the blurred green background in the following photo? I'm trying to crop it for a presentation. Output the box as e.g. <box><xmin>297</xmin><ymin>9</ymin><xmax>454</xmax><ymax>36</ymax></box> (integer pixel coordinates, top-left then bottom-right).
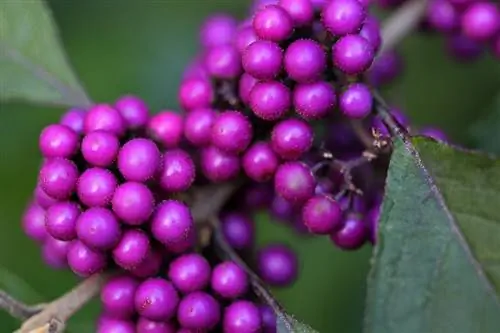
<box><xmin>0</xmin><ymin>0</ymin><xmax>498</xmax><ymax>332</ymax></box>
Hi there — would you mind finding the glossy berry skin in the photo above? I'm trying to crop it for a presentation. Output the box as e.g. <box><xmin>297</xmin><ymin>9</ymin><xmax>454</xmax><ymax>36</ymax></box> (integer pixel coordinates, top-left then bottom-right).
<box><xmin>253</xmin><ymin>4</ymin><xmax>294</xmax><ymax>42</ymax></box>
<box><xmin>293</xmin><ymin>81</ymin><xmax>336</xmax><ymax>119</ymax></box>
<box><xmin>221</xmin><ymin>213</ymin><xmax>254</xmax><ymax>250</ymax></box>
<box><xmin>96</xmin><ymin>316</ymin><xmax>136</xmax><ymax>333</ymax></box>
<box><xmin>179</xmin><ymin>77</ymin><xmax>213</xmax><ymax>111</ymax></box>
<box><xmin>115</xmin><ymin>95</ymin><xmax>150</xmax><ymax>129</ymax></box>
<box><xmin>257</xmin><ymin>244</ymin><xmax>297</xmax><ymax>286</ymax></box>
<box><xmin>177</xmin><ymin>292</ymin><xmax>220</xmax><ymax>330</ymax></box>
<box><xmin>212</xmin><ymin>111</ymin><xmax>253</xmax><ymax>154</ymax></box>
<box><xmin>205</xmin><ymin>45</ymin><xmax>242</xmax><ymax>79</ymax></box>
<box><xmin>22</xmin><ymin>202</ymin><xmax>47</xmax><ymax>243</ymax></box>
<box><xmin>332</xmin><ymin>35</ymin><xmax>375</xmax><ymax>75</ymax></box>
<box><xmin>274</xmin><ymin>162</ymin><xmax>316</xmax><ymax>203</ymax></box>
<box><xmin>242</xmin><ymin>40</ymin><xmax>283</xmax><ymax>80</ymax></box>
<box><xmin>147</xmin><ymin>112</ymin><xmax>184</xmax><ymax>148</ymax></box>
<box><xmin>279</xmin><ymin>0</ymin><xmax>315</xmax><ymax>26</ymax></box>
<box><xmin>41</xmin><ymin>236</ymin><xmax>71</xmax><ymax>269</ymax></box>
<box><xmin>151</xmin><ymin>200</ymin><xmax>195</xmax><ymax>253</ymax></box>
<box><xmin>39</xmin><ymin>124</ymin><xmax>79</xmax><ymax>159</ymax></box>
<box><xmin>322</xmin><ymin>0</ymin><xmax>366</xmax><ymax>36</ymax></box>
<box><xmin>60</xmin><ymin>108</ymin><xmax>85</xmax><ymax>134</ymax></box>
<box><xmin>461</xmin><ymin>2</ymin><xmax>500</xmax><ymax>41</ymax></box>
<box><xmin>340</xmin><ymin>83</ymin><xmax>373</xmax><ymax>118</ymax></box>
<box><xmin>112</xmin><ymin>229</ymin><xmax>151</xmax><ymax>269</ymax></box>
<box><xmin>136</xmin><ymin>317</ymin><xmax>176</xmax><ymax>333</ymax></box>
<box><xmin>168</xmin><ymin>253</ymin><xmax>212</xmax><ymax>294</ymax></box>
<box><xmin>235</xmin><ymin>26</ymin><xmax>259</xmax><ymax>54</ymax></box>
<box><xmin>426</xmin><ymin>0</ymin><xmax>459</xmax><ymax>33</ymax></box>
<box><xmin>112</xmin><ymin>182</ymin><xmax>155</xmax><ymax>225</ymax></box>
<box><xmin>200</xmin><ymin>146</ymin><xmax>241</xmax><ymax>182</ymax></box>
<box><xmin>331</xmin><ymin>214</ymin><xmax>368</xmax><ymax>250</ymax></box>
<box><xmin>223</xmin><ymin>301</ymin><xmax>262</xmax><ymax>333</ymax></box>
<box><xmin>250</xmin><ymin>81</ymin><xmax>291</xmax><ymax>121</ymax></box>
<box><xmin>359</xmin><ymin>16</ymin><xmax>382</xmax><ymax>52</ymax></box>
<box><xmin>67</xmin><ymin>240</ymin><xmax>107</xmax><ymax>277</ymax></box>
<box><xmin>211</xmin><ymin>261</ymin><xmax>249</xmax><ymax>299</ymax></box>
<box><xmin>302</xmin><ymin>195</ymin><xmax>342</xmax><ymax>234</ymax></box>
<box><xmin>45</xmin><ymin>201</ymin><xmax>80</xmax><ymax>241</ymax></box>
<box><xmin>158</xmin><ymin>149</ymin><xmax>196</xmax><ymax>192</ymax></box>
<box><xmin>77</xmin><ymin>168</ymin><xmax>118</xmax><ymax>207</ymax></box>
<box><xmin>184</xmin><ymin>108</ymin><xmax>216</xmax><ymax>147</ymax></box>
<box><xmin>242</xmin><ymin>142</ymin><xmax>279</xmax><ymax>182</ymax></box>
<box><xmin>84</xmin><ymin>104</ymin><xmax>126</xmax><ymax>137</ymax></box>
<box><xmin>271</xmin><ymin>118</ymin><xmax>313</xmax><ymax>160</ymax></box>
<box><xmin>76</xmin><ymin>207</ymin><xmax>121</xmax><ymax>251</ymax></box>
<box><xmin>200</xmin><ymin>14</ymin><xmax>237</xmax><ymax>48</ymax></box>
<box><xmin>239</xmin><ymin>73</ymin><xmax>259</xmax><ymax>105</ymax></box>
<box><xmin>284</xmin><ymin>39</ymin><xmax>326</xmax><ymax>83</ymax></box>
<box><xmin>101</xmin><ymin>275</ymin><xmax>139</xmax><ymax>319</ymax></box>
<box><xmin>81</xmin><ymin>131</ymin><xmax>120</xmax><ymax>167</ymax></box>
<box><xmin>134</xmin><ymin>278</ymin><xmax>180</xmax><ymax>322</ymax></box>
<box><xmin>118</xmin><ymin>138</ymin><xmax>161</xmax><ymax>182</ymax></box>
<box><xmin>130</xmin><ymin>248</ymin><xmax>163</xmax><ymax>278</ymax></box>
<box><xmin>39</xmin><ymin>158</ymin><xmax>78</xmax><ymax>200</ymax></box>
<box><xmin>34</xmin><ymin>184</ymin><xmax>59</xmax><ymax>209</ymax></box>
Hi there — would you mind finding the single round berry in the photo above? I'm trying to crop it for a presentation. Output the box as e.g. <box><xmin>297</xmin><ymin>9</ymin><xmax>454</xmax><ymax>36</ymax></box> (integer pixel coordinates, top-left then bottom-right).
<box><xmin>250</xmin><ymin>81</ymin><xmax>291</xmax><ymax>121</ymax></box>
<box><xmin>322</xmin><ymin>0</ymin><xmax>366</xmax><ymax>35</ymax></box>
<box><xmin>211</xmin><ymin>261</ymin><xmax>249</xmax><ymax>299</ymax></box>
<box><xmin>77</xmin><ymin>168</ymin><xmax>117</xmax><ymax>207</ymax></box>
<box><xmin>446</xmin><ymin>33</ymin><xmax>483</xmax><ymax>61</ymax></box>
<box><xmin>179</xmin><ymin>78</ymin><xmax>213</xmax><ymax>111</ymax></box>
<box><xmin>45</xmin><ymin>201</ymin><xmax>80</xmax><ymax>241</ymax></box>
<box><xmin>260</xmin><ymin>305</ymin><xmax>276</xmax><ymax>333</ymax></box>
<box><xmin>60</xmin><ymin>108</ymin><xmax>85</xmax><ymax>134</ymax></box>
<box><xmin>223</xmin><ymin>301</ymin><xmax>262</xmax><ymax>333</ymax></box>
<box><xmin>252</xmin><ymin>0</ymin><xmax>280</xmax><ymax>13</ymax></box>
<box><xmin>115</xmin><ymin>95</ymin><xmax>149</xmax><ymax>129</ymax></box>
<box><xmin>101</xmin><ymin>275</ymin><xmax>139</xmax><ymax>319</ymax></box>
<box><xmin>257</xmin><ymin>244</ymin><xmax>298</xmax><ymax>286</ymax></box>
<box><xmin>461</xmin><ymin>2</ymin><xmax>500</xmax><ymax>41</ymax></box>
<box><xmin>284</xmin><ymin>39</ymin><xmax>326</xmax><ymax>83</ymax></box>
<box><xmin>112</xmin><ymin>182</ymin><xmax>155</xmax><ymax>225</ymax></box>
<box><xmin>84</xmin><ymin>104</ymin><xmax>126</xmax><ymax>137</ymax></box>
<box><xmin>130</xmin><ymin>248</ymin><xmax>163</xmax><ymax>278</ymax></box>
<box><xmin>239</xmin><ymin>73</ymin><xmax>259</xmax><ymax>105</ymax></box>
<box><xmin>34</xmin><ymin>184</ymin><xmax>59</xmax><ymax>209</ymax></box>
<box><xmin>134</xmin><ymin>278</ymin><xmax>179</xmax><ymax>322</ymax></box>
<box><xmin>368</xmin><ymin>50</ymin><xmax>403</xmax><ymax>87</ymax></box>
<box><xmin>136</xmin><ymin>317</ymin><xmax>176</xmax><ymax>333</ymax></box>
<box><xmin>118</xmin><ymin>138</ymin><xmax>161</xmax><ymax>182</ymax></box>
<box><xmin>221</xmin><ymin>213</ymin><xmax>254</xmax><ymax>250</ymax></box>
<box><xmin>271</xmin><ymin>118</ymin><xmax>313</xmax><ymax>160</ymax></box>
<box><xmin>211</xmin><ymin>111</ymin><xmax>253</xmax><ymax>154</ymax></box>
<box><xmin>205</xmin><ymin>45</ymin><xmax>242</xmax><ymax>79</ymax></box>
<box><xmin>67</xmin><ymin>240</ymin><xmax>107</xmax><ymax>277</ymax></box>
<box><xmin>270</xmin><ymin>194</ymin><xmax>295</xmax><ymax>222</ymax></box>
<box><xmin>97</xmin><ymin>316</ymin><xmax>136</xmax><ymax>333</ymax></box>
<box><xmin>200</xmin><ymin>146</ymin><xmax>241</xmax><ymax>182</ymax></box>
<box><xmin>151</xmin><ymin>200</ymin><xmax>195</xmax><ymax>253</ymax></box>
<box><xmin>419</xmin><ymin>127</ymin><xmax>448</xmax><ymax>142</ymax></box>
<box><xmin>41</xmin><ymin>236</ymin><xmax>71</xmax><ymax>269</ymax></box>
<box><xmin>183</xmin><ymin>57</ymin><xmax>209</xmax><ymax>81</ymax></box>
<box><xmin>274</xmin><ymin>162</ymin><xmax>316</xmax><ymax>203</ymax></box>
<box><xmin>76</xmin><ymin>207</ymin><xmax>121</xmax><ymax>251</ymax></box>
<box><xmin>302</xmin><ymin>195</ymin><xmax>342</xmax><ymax>234</ymax></box>
<box><xmin>426</xmin><ymin>0</ymin><xmax>459</xmax><ymax>33</ymax></box>
<box><xmin>242</xmin><ymin>141</ymin><xmax>279</xmax><ymax>182</ymax></box>
<box><xmin>331</xmin><ymin>214</ymin><xmax>368</xmax><ymax>250</ymax></box>
<box><xmin>81</xmin><ymin>131</ymin><xmax>120</xmax><ymax>167</ymax></box>
<box><xmin>22</xmin><ymin>202</ymin><xmax>47</xmax><ymax>243</ymax></box>
<box><xmin>184</xmin><ymin>108</ymin><xmax>216</xmax><ymax>147</ymax></box>
<box><xmin>200</xmin><ymin>14</ymin><xmax>238</xmax><ymax>48</ymax></box>
<box><xmin>280</xmin><ymin>0</ymin><xmax>315</xmax><ymax>26</ymax></box>
<box><xmin>235</xmin><ymin>26</ymin><xmax>258</xmax><ymax>54</ymax></box>
<box><xmin>332</xmin><ymin>34</ymin><xmax>375</xmax><ymax>75</ymax></box>
<box><xmin>39</xmin><ymin>158</ymin><xmax>78</xmax><ymax>200</ymax></box>
<box><xmin>359</xmin><ymin>16</ymin><xmax>382</xmax><ymax>52</ymax></box>
<box><xmin>147</xmin><ymin>111</ymin><xmax>184</xmax><ymax>148</ymax></box>
<box><xmin>112</xmin><ymin>229</ymin><xmax>151</xmax><ymax>269</ymax></box>
<box><xmin>177</xmin><ymin>292</ymin><xmax>220</xmax><ymax>330</ymax></box>
<box><xmin>253</xmin><ymin>4</ymin><xmax>294</xmax><ymax>42</ymax></box>
<box><xmin>340</xmin><ymin>83</ymin><xmax>373</xmax><ymax>118</ymax></box>
<box><xmin>168</xmin><ymin>253</ymin><xmax>212</xmax><ymax>294</ymax></box>
<box><xmin>293</xmin><ymin>81</ymin><xmax>336</xmax><ymax>119</ymax></box>
<box><xmin>242</xmin><ymin>40</ymin><xmax>283</xmax><ymax>80</ymax></box>
<box><xmin>39</xmin><ymin>124</ymin><xmax>79</xmax><ymax>159</ymax></box>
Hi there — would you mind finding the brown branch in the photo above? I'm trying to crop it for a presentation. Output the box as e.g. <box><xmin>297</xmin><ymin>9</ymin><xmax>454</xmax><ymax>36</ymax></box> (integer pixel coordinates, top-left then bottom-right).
<box><xmin>0</xmin><ymin>291</ymin><xmax>45</xmax><ymax>321</ymax></box>
<box><xmin>331</xmin><ymin>151</ymin><xmax>378</xmax><ymax>194</ymax></box>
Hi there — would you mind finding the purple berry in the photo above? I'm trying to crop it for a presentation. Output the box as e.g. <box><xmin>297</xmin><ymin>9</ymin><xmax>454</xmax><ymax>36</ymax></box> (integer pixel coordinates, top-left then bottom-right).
<box><xmin>22</xmin><ymin>202</ymin><xmax>47</xmax><ymax>243</ymax></box>
<box><xmin>60</xmin><ymin>108</ymin><xmax>85</xmax><ymax>134</ymax></box>
<box><xmin>239</xmin><ymin>73</ymin><xmax>259</xmax><ymax>105</ymax></box>
<box><xmin>293</xmin><ymin>81</ymin><xmax>336</xmax><ymax>119</ymax></box>
<box><xmin>200</xmin><ymin>14</ymin><xmax>237</xmax><ymax>48</ymax></box>
<box><xmin>177</xmin><ymin>292</ymin><xmax>220</xmax><ymax>330</ymax></box>
<box><xmin>270</xmin><ymin>194</ymin><xmax>295</xmax><ymax>222</ymax></box>
<box><xmin>446</xmin><ymin>33</ymin><xmax>483</xmax><ymax>61</ymax></box>
<box><xmin>211</xmin><ymin>111</ymin><xmax>253</xmax><ymax>154</ymax></box>
<box><xmin>332</xmin><ymin>34</ymin><xmax>375</xmax><ymax>75</ymax></box>
<box><xmin>101</xmin><ymin>275</ymin><xmax>139</xmax><ymax>319</ymax></box>
<box><xmin>130</xmin><ymin>248</ymin><xmax>163</xmax><ymax>278</ymax></box>
<box><xmin>112</xmin><ymin>229</ymin><xmax>151</xmax><ymax>269</ymax></box>
<box><xmin>274</xmin><ymin>162</ymin><xmax>316</xmax><ymax>203</ymax></box>
<box><xmin>151</xmin><ymin>200</ymin><xmax>195</xmax><ymax>253</ymax></box>
<box><xmin>271</xmin><ymin>118</ymin><xmax>313</xmax><ymax>160</ymax></box>
<box><xmin>426</xmin><ymin>0</ymin><xmax>459</xmax><ymax>33</ymax></box>
<box><xmin>184</xmin><ymin>108</ymin><xmax>215</xmax><ymax>147</ymax></box>
<box><xmin>81</xmin><ymin>131</ymin><xmax>120</xmax><ymax>167</ymax></box>
<box><xmin>179</xmin><ymin>78</ymin><xmax>213</xmax><ymax>111</ymax></box>
<box><xmin>242</xmin><ymin>141</ymin><xmax>279</xmax><ymax>182</ymax></box>
<box><xmin>135</xmin><ymin>278</ymin><xmax>179</xmax><ymax>322</ymax></box>
<box><xmin>279</xmin><ymin>0</ymin><xmax>315</xmax><ymax>26</ymax></box>
<box><xmin>368</xmin><ymin>50</ymin><xmax>403</xmax><ymax>87</ymax></box>
<box><xmin>284</xmin><ymin>39</ymin><xmax>326</xmax><ymax>83</ymax></box>
<box><xmin>250</xmin><ymin>81</ymin><xmax>291</xmax><ymax>121</ymax></box>
<box><xmin>77</xmin><ymin>168</ymin><xmax>117</xmax><ymax>207</ymax></box>
<box><xmin>235</xmin><ymin>26</ymin><xmax>259</xmax><ymax>54</ymax></box>
<box><xmin>340</xmin><ymin>83</ymin><xmax>373</xmax><ymax>118</ymax></box>
<box><xmin>41</xmin><ymin>236</ymin><xmax>71</xmax><ymax>269</ymax></box>
<box><xmin>205</xmin><ymin>45</ymin><xmax>242</xmax><ymax>79</ymax></box>
<box><xmin>461</xmin><ymin>2</ymin><xmax>500</xmax><ymax>41</ymax></box>
<box><xmin>39</xmin><ymin>124</ymin><xmax>79</xmax><ymax>158</ymax></box>
<box><xmin>223</xmin><ymin>301</ymin><xmax>262</xmax><ymax>333</ymax></box>
<box><xmin>211</xmin><ymin>261</ymin><xmax>248</xmax><ymax>299</ymax></box>
<box><xmin>419</xmin><ymin>127</ymin><xmax>448</xmax><ymax>142</ymax></box>
<box><xmin>112</xmin><ymin>182</ymin><xmax>155</xmax><ymax>225</ymax></box>
<box><xmin>76</xmin><ymin>207</ymin><xmax>121</xmax><ymax>251</ymax></box>
<box><xmin>330</xmin><ymin>214</ymin><xmax>368</xmax><ymax>250</ymax></box>
<box><xmin>168</xmin><ymin>253</ymin><xmax>211</xmax><ymax>294</ymax></box>
<box><xmin>221</xmin><ymin>213</ymin><xmax>255</xmax><ymax>250</ymax></box>
<box><xmin>67</xmin><ymin>240</ymin><xmax>107</xmax><ymax>277</ymax></box>
<box><xmin>136</xmin><ymin>318</ymin><xmax>176</xmax><ymax>333</ymax></box>
<box><xmin>115</xmin><ymin>95</ymin><xmax>150</xmax><ymax>129</ymax></box>
<box><xmin>39</xmin><ymin>158</ymin><xmax>78</xmax><ymax>200</ymax></box>
<box><xmin>45</xmin><ymin>201</ymin><xmax>80</xmax><ymax>241</ymax></box>
<box><xmin>359</xmin><ymin>16</ymin><xmax>382</xmax><ymax>52</ymax></box>
<box><xmin>34</xmin><ymin>184</ymin><xmax>59</xmax><ymax>209</ymax></box>
<box><xmin>242</xmin><ymin>40</ymin><xmax>283</xmax><ymax>80</ymax></box>
<box><xmin>84</xmin><ymin>104</ymin><xmax>126</xmax><ymax>137</ymax></box>
<box><xmin>147</xmin><ymin>112</ymin><xmax>184</xmax><ymax>148</ymax></box>
<box><xmin>257</xmin><ymin>244</ymin><xmax>298</xmax><ymax>286</ymax></box>
<box><xmin>159</xmin><ymin>149</ymin><xmax>196</xmax><ymax>193</ymax></box>
<box><xmin>118</xmin><ymin>138</ymin><xmax>161</xmax><ymax>182</ymax></box>
<box><xmin>302</xmin><ymin>195</ymin><xmax>342</xmax><ymax>234</ymax></box>
<box><xmin>96</xmin><ymin>316</ymin><xmax>135</xmax><ymax>333</ymax></box>
<box><xmin>260</xmin><ymin>305</ymin><xmax>276</xmax><ymax>333</ymax></box>
<box><xmin>322</xmin><ymin>0</ymin><xmax>366</xmax><ymax>35</ymax></box>
<box><xmin>253</xmin><ymin>4</ymin><xmax>294</xmax><ymax>42</ymax></box>
<box><xmin>200</xmin><ymin>146</ymin><xmax>241</xmax><ymax>182</ymax></box>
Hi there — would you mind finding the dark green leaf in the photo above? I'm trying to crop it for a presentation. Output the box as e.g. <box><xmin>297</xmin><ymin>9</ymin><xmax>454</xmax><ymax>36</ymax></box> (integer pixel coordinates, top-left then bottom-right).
<box><xmin>0</xmin><ymin>0</ymin><xmax>91</xmax><ymax>107</ymax></box>
<box><xmin>365</xmin><ymin>136</ymin><xmax>500</xmax><ymax>333</ymax></box>
<box><xmin>469</xmin><ymin>92</ymin><xmax>500</xmax><ymax>155</ymax></box>
<box><xmin>277</xmin><ymin>315</ymin><xmax>319</xmax><ymax>333</ymax></box>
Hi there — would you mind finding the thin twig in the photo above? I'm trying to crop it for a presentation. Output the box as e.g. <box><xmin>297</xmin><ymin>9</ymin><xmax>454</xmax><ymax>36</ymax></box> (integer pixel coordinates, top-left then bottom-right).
<box><xmin>0</xmin><ymin>290</ymin><xmax>45</xmax><ymax>321</ymax></box>
<box><xmin>331</xmin><ymin>151</ymin><xmax>378</xmax><ymax>194</ymax></box>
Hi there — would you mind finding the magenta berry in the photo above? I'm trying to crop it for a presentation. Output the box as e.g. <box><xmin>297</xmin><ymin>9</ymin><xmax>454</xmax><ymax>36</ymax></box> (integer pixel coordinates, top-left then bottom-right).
<box><xmin>211</xmin><ymin>111</ymin><xmax>253</xmax><ymax>154</ymax></box>
<box><xmin>322</xmin><ymin>0</ymin><xmax>366</xmax><ymax>36</ymax></box>
<box><xmin>168</xmin><ymin>253</ymin><xmax>212</xmax><ymax>294</ymax></box>
<box><xmin>81</xmin><ymin>131</ymin><xmax>120</xmax><ymax>167</ymax></box>
<box><xmin>250</xmin><ymin>81</ymin><xmax>291</xmax><ymax>121</ymax></box>
<box><xmin>223</xmin><ymin>301</ymin><xmax>262</xmax><ymax>333</ymax></box>
<box><xmin>331</xmin><ymin>214</ymin><xmax>368</xmax><ymax>250</ymax></box>
<box><xmin>115</xmin><ymin>95</ymin><xmax>150</xmax><ymax>129</ymax></box>
<box><xmin>60</xmin><ymin>108</ymin><xmax>85</xmax><ymax>134</ymax></box>
<box><xmin>279</xmin><ymin>0</ymin><xmax>315</xmax><ymax>26</ymax></box>
<box><xmin>340</xmin><ymin>83</ymin><xmax>373</xmax><ymax>118</ymax></box>
<box><xmin>177</xmin><ymin>292</ymin><xmax>221</xmax><ymax>330</ymax></box>
<box><xmin>112</xmin><ymin>182</ymin><xmax>155</xmax><ymax>225</ymax></box>
<box><xmin>211</xmin><ymin>261</ymin><xmax>249</xmax><ymax>299</ymax></box>
<box><xmin>183</xmin><ymin>108</ymin><xmax>216</xmax><ymax>147</ymax></box>
<box><xmin>274</xmin><ymin>161</ymin><xmax>316</xmax><ymax>203</ymax></box>
<box><xmin>200</xmin><ymin>146</ymin><xmax>241</xmax><ymax>182</ymax></box>
<box><xmin>332</xmin><ymin>34</ymin><xmax>375</xmax><ymax>75</ymax></box>
<box><xmin>158</xmin><ymin>149</ymin><xmax>196</xmax><ymax>192</ymax></box>
<box><xmin>84</xmin><ymin>104</ymin><xmax>126</xmax><ymax>137</ymax></box>
<box><xmin>97</xmin><ymin>317</ymin><xmax>135</xmax><ymax>333</ymax></box>
<box><xmin>200</xmin><ymin>14</ymin><xmax>237</xmax><ymax>48</ymax></box>
<box><xmin>118</xmin><ymin>138</ymin><xmax>161</xmax><ymax>182</ymax></box>
<box><xmin>76</xmin><ymin>207</ymin><xmax>121</xmax><ymax>251</ymax></box>
<box><xmin>284</xmin><ymin>39</ymin><xmax>326</xmax><ymax>83</ymax></box>
<box><xmin>205</xmin><ymin>44</ymin><xmax>242</xmax><ymax>79</ymax></box>
<box><xmin>271</xmin><ymin>118</ymin><xmax>313</xmax><ymax>160</ymax></box>
<box><xmin>293</xmin><ymin>81</ymin><xmax>336</xmax><ymax>119</ymax></box>
<box><xmin>45</xmin><ymin>201</ymin><xmax>80</xmax><ymax>241</ymax></box>
<box><xmin>260</xmin><ymin>305</ymin><xmax>277</xmax><ymax>333</ymax></box>
<box><xmin>67</xmin><ymin>240</ymin><xmax>107</xmax><ymax>277</ymax></box>
<box><xmin>253</xmin><ymin>4</ymin><xmax>294</xmax><ymax>42</ymax></box>
<box><xmin>221</xmin><ymin>213</ymin><xmax>255</xmax><ymax>250</ymax></box>
<box><xmin>239</xmin><ymin>73</ymin><xmax>259</xmax><ymax>104</ymax></box>
<box><xmin>179</xmin><ymin>77</ymin><xmax>213</xmax><ymax>111</ymax></box>
<box><xmin>39</xmin><ymin>158</ymin><xmax>78</xmax><ymax>200</ymax></box>
<box><xmin>147</xmin><ymin>111</ymin><xmax>184</xmax><ymax>148</ymax></box>
<box><xmin>302</xmin><ymin>195</ymin><xmax>342</xmax><ymax>234</ymax></box>
<box><xmin>243</xmin><ymin>40</ymin><xmax>283</xmax><ymax>80</ymax></box>
<box><xmin>112</xmin><ymin>229</ymin><xmax>151</xmax><ymax>269</ymax></box>
<box><xmin>101</xmin><ymin>275</ymin><xmax>139</xmax><ymax>319</ymax></box>
<box><xmin>426</xmin><ymin>0</ymin><xmax>459</xmax><ymax>33</ymax></box>
<box><xmin>39</xmin><ymin>124</ymin><xmax>79</xmax><ymax>159</ymax></box>
<box><xmin>77</xmin><ymin>168</ymin><xmax>117</xmax><ymax>207</ymax></box>
<box><xmin>360</xmin><ymin>16</ymin><xmax>382</xmax><ymax>52</ymax></box>
<box><xmin>461</xmin><ymin>2</ymin><xmax>500</xmax><ymax>42</ymax></box>
<box><xmin>130</xmin><ymin>248</ymin><xmax>163</xmax><ymax>278</ymax></box>
<box><xmin>242</xmin><ymin>141</ymin><xmax>279</xmax><ymax>182</ymax></box>
<box><xmin>22</xmin><ymin>202</ymin><xmax>47</xmax><ymax>243</ymax></box>
<box><xmin>136</xmin><ymin>318</ymin><xmax>176</xmax><ymax>333</ymax></box>
<box><xmin>235</xmin><ymin>26</ymin><xmax>259</xmax><ymax>54</ymax></box>
<box><xmin>41</xmin><ymin>236</ymin><xmax>71</xmax><ymax>269</ymax></box>
<box><xmin>134</xmin><ymin>278</ymin><xmax>179</xmax><ymax>322</ymax></box>
<box><xmin>34</xmin><ymin>184</ymin><xmax>60</xmax><ymax>209</ymax></box>
<box><xmin>257</xmin><ymin>244</ymin><xmax>298</xmax><ymax>286</ymax></box>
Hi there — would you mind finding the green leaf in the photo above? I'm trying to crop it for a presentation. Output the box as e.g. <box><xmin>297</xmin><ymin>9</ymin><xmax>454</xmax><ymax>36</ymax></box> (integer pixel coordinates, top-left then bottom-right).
<box><xmin>364</xmin><ymin>136</ymin><xmax>500</xmax><ymax>333</ymax></box>
<box><xmin>0</xmin><ymin>266</ymin><xmax>43</xmax><ymax>303</ymax></box>
<box><xmin>469</xmin><ymin>92</ymin><xmax>500</xmax><ymax>155</ymax></box>
<box><xmin>0</xmin><ymin>0</ymin><xmax>91</xmax><ymax>107</ymax></box>
<box><xmin>277</xmin><ymin>315</ymin><xmax>319</xmax><ymax>333</ymax></box>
